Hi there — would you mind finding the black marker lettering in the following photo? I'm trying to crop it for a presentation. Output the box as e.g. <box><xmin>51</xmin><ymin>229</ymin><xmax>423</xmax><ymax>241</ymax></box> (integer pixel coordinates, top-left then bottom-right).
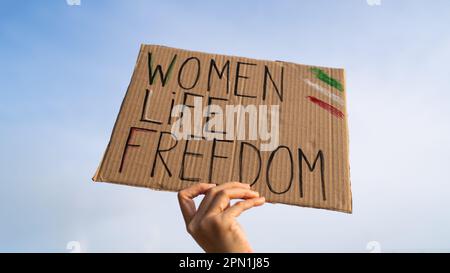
<box><xmin>298</xmin><ymin>149</ymin><xmax>326</xmax><ymax>200</ymax></box>
<box><xmin>266</xmin><ymin>146</ymin><xmax>294</xmax><ymax>194</ymax></box>
<box><xmin>180</xmin><ymin>138</ymin><xmax>204</xmax><ymax>182</ymax></box>
<box><xmin>177</xmin><ymin>56</ymin><xmax>201</xmax><ymax>90</ymax></box>
<box><xmin>205</xmin><ymin>95</ymin><xmax>228</xmax><ymax>135</ymax></box>
<box><xmin>208</xmin><ymin>59</ymin><xmax>230</xmax><ymax>94</ymax></box>
<box><xmin>140</xmin><ymin>89</ymin><xmax>162</xmax><ymax>124</ymax></box>
<box><xmin>263</xmin><ymin>65</ymin><xmax>284</xmax><ymax>101</ymax></box>
<box><xmin>208</xmin><ymin>139</ymin><xmax>233</xmax><ymax>182</ymax></box>
<box><xmin>239</xmin><ymin>142</ymin><xmax>262</xmax><ymax>186</ymax></box>
<box><xmin>150</xmin><ymin>131</ymin><xmax>178</xmax><ymax>177</ymax></box>
<box><xmin>148</xmin><ymin>52</ymin><xmax>177</xmax><ymax>87</ymax></box>
<box><xmin>234</xmin><ymin>61</ymin><xmax>257</xmax><ymax>98</ymax></box>
<box><xmin>167</xmin><ymin>91</ymin><xmax>176</xmax><ymax>125</ymax></box>
<box><xmin>119</xmin><ymin>127</ymin><xmax>157</xmax><ymax>173</ymax></box>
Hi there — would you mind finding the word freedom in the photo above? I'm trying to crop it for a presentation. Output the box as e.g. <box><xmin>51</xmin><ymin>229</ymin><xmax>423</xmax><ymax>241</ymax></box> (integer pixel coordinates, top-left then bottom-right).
<box><xmin>119</xmin><ymin>127</ymin><xmax>326</xmax><ymax>199</ymax></box>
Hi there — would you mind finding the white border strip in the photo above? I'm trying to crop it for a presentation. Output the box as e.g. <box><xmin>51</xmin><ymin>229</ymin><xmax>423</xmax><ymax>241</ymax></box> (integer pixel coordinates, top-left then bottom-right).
<box><xmin>304</xmin><ymin>79</ymin><xmax>344</xmax><ymax>106</ymax></box>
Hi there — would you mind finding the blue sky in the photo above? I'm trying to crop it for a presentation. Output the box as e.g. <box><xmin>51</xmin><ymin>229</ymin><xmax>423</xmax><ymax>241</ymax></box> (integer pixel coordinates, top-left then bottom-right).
<box><xmin>1</xmin><ymin>0</ymin><xmax>450</xmax><ymax>252</ymax></box>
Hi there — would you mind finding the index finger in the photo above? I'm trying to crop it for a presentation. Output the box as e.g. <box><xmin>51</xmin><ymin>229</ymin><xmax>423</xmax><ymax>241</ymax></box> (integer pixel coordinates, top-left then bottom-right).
<box><xmin>196</xmin><ymin>182</ymin><xmax>250</xmax><ymax>214</ymax></box>
<box><xmin>178</xmin><ymin>183</ymin><xmax>216</xmax><ymax>227</ymax></box>
<box><xmin>206</xmin><ymin>187</ymin><xmax>259</xmax><ymax>215</ymax></box>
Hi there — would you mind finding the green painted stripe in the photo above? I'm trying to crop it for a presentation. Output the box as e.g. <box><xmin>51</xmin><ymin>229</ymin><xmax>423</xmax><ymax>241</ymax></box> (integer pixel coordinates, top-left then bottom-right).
<box><xmin>165</xmin><ymin>55</ymin><xmax>177</xmax><ymax>82</ymax></box>
<box><xmin>310</xmin><ymin>67</ymin><xmax>344</xmax><ymax>92</ymax></box>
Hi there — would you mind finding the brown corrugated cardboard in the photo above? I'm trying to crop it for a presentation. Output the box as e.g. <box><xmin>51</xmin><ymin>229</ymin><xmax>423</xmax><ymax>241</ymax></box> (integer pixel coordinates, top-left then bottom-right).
<box><xmin>93</xmin><ymin>44</ymin><xmax>352</xmax><ymax>213</ymax></box>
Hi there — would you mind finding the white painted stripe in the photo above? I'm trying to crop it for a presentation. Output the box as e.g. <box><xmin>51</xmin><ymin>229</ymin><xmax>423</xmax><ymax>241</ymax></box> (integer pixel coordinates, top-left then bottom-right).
<box><xmin>304</xmin><ymin>79</ymin><xmax>344</xmax><ymax>106</ymax></box>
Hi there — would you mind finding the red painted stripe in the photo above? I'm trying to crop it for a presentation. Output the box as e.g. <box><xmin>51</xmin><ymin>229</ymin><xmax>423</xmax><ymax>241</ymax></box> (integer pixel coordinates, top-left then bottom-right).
<box><xmin>306</xmin><ymin>96</ymin><xmax>344</xmax><ymax>119</ymax></box>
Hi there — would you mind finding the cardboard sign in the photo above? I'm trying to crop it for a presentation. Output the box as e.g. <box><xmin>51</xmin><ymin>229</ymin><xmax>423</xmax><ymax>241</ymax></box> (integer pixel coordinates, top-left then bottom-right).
<box><xmin>93</xmin><ymin>44</ymin><xmax>352</xmax><ymax>213</ymax></box>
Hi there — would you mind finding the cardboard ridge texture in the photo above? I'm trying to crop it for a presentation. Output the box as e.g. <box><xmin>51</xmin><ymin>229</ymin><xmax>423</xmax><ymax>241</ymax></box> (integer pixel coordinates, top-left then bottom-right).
<box><xmin>93</xmin><ymin>44</ymin><xmax>352</xmax><ymax>213</ymax></box>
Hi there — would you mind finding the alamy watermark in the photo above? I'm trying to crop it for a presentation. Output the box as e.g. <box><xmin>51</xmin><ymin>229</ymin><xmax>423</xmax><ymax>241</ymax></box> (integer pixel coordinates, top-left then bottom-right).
<box><xmin>66</xmin><ymin>241</ymin><xmax>82</xmax><ymax>253</ymax></box>
<box><xmin>366</xmin><ymin>0</ymin><xmax>381</xmax><ymax>6</ymax></box>
<box><xmin>66</xmin><ymin>0</ymin><xmax>81</xmax><ymax>6</ymax></box>
<box><xmin>366</xmin><ymin>241</ymin><xmax>382</xmax><ymax>253</ymax></box>
<box><xmin>166</xmin><ymin>95</ymin><xmax>280</xmax><ymax>152</ymax></box>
